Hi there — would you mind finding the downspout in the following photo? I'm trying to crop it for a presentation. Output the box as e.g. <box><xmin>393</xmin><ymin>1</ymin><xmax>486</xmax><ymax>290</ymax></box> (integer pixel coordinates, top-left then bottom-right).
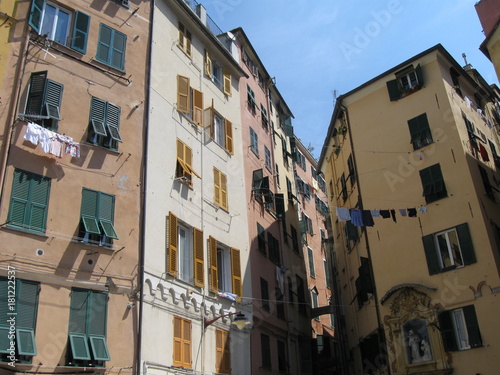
<box><xmin>0</xmin><ymin>15</ymin><xmax>30</xmax><ymax>215</ymax></box>
<box><xmin>341</xmin><ymin>103</ymin><xmax>390</xmax><ymax>374</ymax></box>
<box><xmin>136</xmin><ymin>0</ymin><xmax>155</xmax><ymax>374</ymax></box>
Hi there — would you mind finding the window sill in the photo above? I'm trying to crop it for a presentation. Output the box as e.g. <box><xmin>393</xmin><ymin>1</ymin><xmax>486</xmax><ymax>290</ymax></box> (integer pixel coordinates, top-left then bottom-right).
<box><xmin>3</xmin><ymin>224</ymin><xmax>48</xmax><ymax>238</ymax></box>
<box><xmin>89</xmin><ymin>58</ymin><xmax>126</xmax><ymax>75</ymax></box>
<box><xmin>82</xmin><ymin>141</ymin><xmax>121</xmax><ymax>155</ymax></box>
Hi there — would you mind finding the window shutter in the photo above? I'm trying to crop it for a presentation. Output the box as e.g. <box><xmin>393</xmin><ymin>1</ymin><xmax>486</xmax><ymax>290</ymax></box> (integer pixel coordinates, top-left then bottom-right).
<box><xmin>0</xmin><ymin>279</ymin><xmax>9</xmax><ymax>353</ymax></box>
<box><xmin>71</xmin><ymin>11</ymin><xmax>90</xmax><ymax>53</ymax></box>
<box><xmin>386</xmin><ymin>79</ymin><xmax>400</xmax><ymax>101</ymax></box>
<box><xmin>97</xmin><ymin>24</ymin><xmax>112</xmax><ymax>64</ymax></box>
<box><xmin>90</xmin><ymin>97</ymin><xmax>108</xmax><ymax>136</ymax></box>
<box><xmin>69</xmin><ymin>333</ymin><xmax>92</xmax><ymax>360</ymax></box>
<box><xmin>16</xmin><ymin>281</ymin><xmax>39</xmax><ymax>356</ymax></box>
<box><xmin>216</xmin><ymin>329</ymin><xmax>223</xmax><ymax>373</ymax></box>
<box><xmin>173</xmin><ymin>317</ymin><xmax>183</xmax><ymax>366</ymax></box>
<box><xmin>213</xmin><ymin>169</ymin><xmax>221</xmax><ymax>206</ymax></box>
<box><xmin>193</xmin><ymin>228</ymin><xmax>204</xmax><ymax>288</ymax></box>
<box><xmin>8</xmin><ymin>170</ymin><xmax>30</xmax><ymax>228</ymax></box>
<box><xmin>223</xmin><ymin>69</ymin><xmax>231</xmax><ymax>96</ymax></box>
<box><xmin>225</xmin><ymin>119</ymin><xmax>233</xmax><ymax>154</ymax></box>
<box><xmin>28</xmin><ymin>0</ymin><xmax>44</xmax><ymax>32</ymax></box>
<box><xmin>29</xmin><ymin>172</ymin><xmax>50</xmax><ymax>232</ymax></box>
<box><xmin>463</xmin><ymin>305</ymin><xmax>482</xmax><ymax>348</ymax></box>
<box><xmin>111</xmin><ymin>30</ymin><xmax>126</xmax><ymax>70</ymax></box>
<box><xmin>193</xmin><ymin>89</ymin><xmax>203</xmax><ymax>126</ymax></box>
<box><xmin>89</xmin><ymin>335</ymin><xmax>111</xmax><ymax>361</ymax></box>
<box><xmin>182</xmin><ymin>319</ymin><xmax>191</xmax><ymax>366</ymax></box>
<box><xmin>308</xmin><ymin>247</ymin><xmax>315</xmax><ymax>278</ymax></box>
<box><xmin>26</xmin><ymin>71</ymin><xmax>48</xmax><ymax>116</ymax></box>
<box><xmin>208</xmin><ymin>107</ymin><xmax>215</xmax><ymax>139</ymax></box>
<box><xmin>438</xmin><ymin>310</ymin><xmax>458</xmax><ymax>351</ymax></box>
<box><xmin>231</xmin><ymin>248</ymin><xmax>242</xmax><ymax>296</ymax></box>
<box><xmin>408</xmin><ymin>116</ymin><xmax>421</xmax><ymax>146</ymax></box>
<box><xmin>419</xmin><ymin>167</ymin><xmax>432</xmax><ymax>197</ymax></box>
<box><xmin>205</xmin><ymin>50</ymin><xmax>212</xmax><ymax>78</ymax></box>
<box><xmin>220</xmin><ymin>172</ymin><xmax>228</xmax><ymax>210</ymax></box>
<box><xmin>167</xmin><ymin>213</ymin><xmax>178</xmax><ymax>277</ymax></box>
<box><xmin>45</xmin><ymin>80</ymin><xmax>63</xmax><ymax>121</ymax></box>
<box><xmin>209</xmin><ymin>236</ymin><xmax>218</xmax><ymax>293</ymax></box>
<box><xmin>88</xmin><ymin>292</ymin><xmax>107</xmax><ymax>337</ymax></box>
<box><xmin>422</xmin><ymin>233</ymin><xmax>441</xmax><ymax>275</ymax></box>
<box><xmin>177</xmin><ymin>75</ymin><xmax>190</xmax><ymax>114</ymax></box>
<box><xmin>456</xmin><ymin>223</ymin><xmax>476</xmax><ymax>266</ymax></box>
<box><xmin>415</xmin><ymin>64</ymin><xmax>424</xmax><ymax>86</ymax></box>
<box><xmin>106</xmin><ymin>103</ymin><xmax>122</xmax><ymax>142</ymax></box>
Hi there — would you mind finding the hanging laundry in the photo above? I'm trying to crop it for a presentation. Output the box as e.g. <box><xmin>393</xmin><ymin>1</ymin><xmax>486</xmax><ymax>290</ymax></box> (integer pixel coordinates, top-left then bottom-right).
<box><xmin>407</xmin><ymin>208</ymin><xmax>417</xmax><ymax>217</ymax></box>
<box><xmin>362</xmin><ymin>210</ymin><xmax>374</xmax><ymax>226</ymax></box>
<box><xmin>23</xmin><ymin>122</ymin><xmax>41</xmax><ymax>145</ymax></box>
<box><xmin>380</xmin><ymin>210</ymin><xmax>391</xmax><ymax>219</ymax></box>
<box><xmin>371</xmin><ymin>209</ymin><xmax>381</xmax><ymax>218</ymax></box>
<box><xmin>390</xmin><ymin>209</ymin><xmax>397</xmax><ymax>223</ymax></box>
<box><xmin>399</xmin><ymin>208</ymin><xmax>407</xmax><ymax>217</ymax></box>
<box><xmin>336</xmin><ymin>207</ymin><xmax>351</xmax><ymax>222</ymax></box>
<box><xmin>418</xmin><ymin>206</ymin><xmax>427</xmax><ymax>214</ymax></box>
<box><xmin>65</xmin><ymin>142</ymin><xmax>81</xmax><ymax>158</ymax></box>
<box><xmin>479</xmin><ymin>143</ymin><xmax>489</xmax><ymax>161</ymax></box>
<box><xmin>350</xmin><ymin>209</ymin><xmax>364</xmax><ymax>226</ymax></box>
<box><xmin>49</xmin><ymin>137</ymin><xmax>64</xmax><ymax>158</ymax></box>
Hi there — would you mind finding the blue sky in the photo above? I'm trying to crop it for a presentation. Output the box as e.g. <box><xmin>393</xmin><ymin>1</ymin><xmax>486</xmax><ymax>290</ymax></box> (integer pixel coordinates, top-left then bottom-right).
<box><xmin>201</xmin><ymin>0</ymin><xmax>498</xmax><ymax>159</ymax></box>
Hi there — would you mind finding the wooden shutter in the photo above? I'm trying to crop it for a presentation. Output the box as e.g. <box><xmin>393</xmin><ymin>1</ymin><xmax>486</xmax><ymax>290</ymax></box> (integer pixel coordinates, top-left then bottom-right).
<box><xmin>106</xmin><ymin>103</ymin><xmax>122</xmax><ymax>142</ymax></box>
<box><xmin>28</xmin><ymin>0</ymin><xmax>44</xmax><ymax>32</ymax></box>
<box><xmin>193</xmin><ymin>89</ymin><xmax>203</xmax><ymax>126</ymax></box>
<box><xmin>204</xmin><ymin>50</ymin><xmax>212</xmax><ymax>77</ymax></box>
<box><xmin>225</xmin><ymin>119</ymin><xmax>233</xmax><ymax>154</ymax></box>
<box><xmin>9</xmin><ymin>170</ymin><xmax>30</xmax><ymax>228</ymax></box>
<box><xmin>0</xmin><ymin>279</ymin><xmax>9</xmax><ymax>353</ymax></box>
<box><xmin>415</xmin><ymin>64</ymin><xmax>424</xmax><ymax>86</ymax></box>
<box><xmin>182</xmin><ymin>319</ymin><xmax>191</xmax><ymax>367</ymax></box>
<box><xmin>110</xmin><ymin>30</ymin><xmax>126</xmax><ymax>70</ymax></box>
<box><xmin>193</xmin><ymin>228</ymin><xmax>204</xmax><ymax>287</ymax></box>
<box><xmin>90</xmin><ymin>97</ymin><xmax>108</xmax><ymax>136</ymax></box>
<box><xmin>207</xmin><ymin>107</ymin><xmax>215</xmax><ymax>139</ymax></box>
<box><xmin>26</xmin><ymin>71</ymin><xmax>47</xmax><ymax>116</ymax></box>
<box><xmin>213</xmin><ymin>168</ymin><xmax>221</xmax><ymax>206</ymax></box>
<box><xmin>45</xmin><ymin>80</ymin><xmax>63</xmax><ymax>121</ymax></box>
<box><xmin>438</xmin><ymin>310</ymin><xmax>458</xmax><ymax>351</ymax></box>
<box><xmin>422</xmin><ymin>233</ymin><xmax>441</xmax><ymax>275</ymax></box>
<box><xmin>231</xmin><ymin>248</ymin><xmax>242</xmax><ymax>296</ymax></box>
<box><xmin>463</xmin><ymin>305</ymin><xmax>482</xmax><ymax>348</ymax></box>
<box><xmin>223</xmin><ymin>69</ymin><xmax>231</xmax><ymax>96</ymax></box>
<box><xmin>177</xmin><ymin>75</ymin><xmax>190</xmax><ymax>114</ymax></box>
<box><xmin>386</xmin><ymin>79</ymin><xmax>401</xmax><ymax>101</ymax></box>
<box><xmin>28</xmin><ymin>173</ymin><xmax>50</xmax><ymax>232</ymax></box>
<box><xmin>308</xmin><ymin>247</ymin><xmax>315</xmax><ymax>277</ymax></box>
<box><xmin>69</xmin><ymin>289</ymin><xmax>89</xmax><ymax>335</ymax></box>
<box><xmin>456</xmin><ymin>223</ymin><xmax>476</xmax><ymax>266</ymax></box>
<box><xmin>220</xmin><ymin>171</ymin><xmax>228</xmax><ymax>210</ymax></box>
<box><xmin>209</xmin><ymin>236</ymin><xmax>218</xmax><ymax>293</ymax></box>
<box><xmin>71</xmin><ymin>11</ymin><xmax>90</xmax><ymax>53</ymax></box>
<box><xmin>88</xmin><ymin>292</ymin><xmax>107</xmax><ymax>337</ymax></box>
<box><xmin>97</xmin><ymin>24</ymin><xmax>112</xmax><ymax>64</ymax></box>
<box><xmin>216</xmin><ymin>329</ymin><xmax>223</xmax><ymax>372</ymax></box>
<box><xmin>16</xmin><ymin>281</ymin><xmax>39</xmax><ymax>356</ymax></box>
<box><xmin>167</xmin><ymin>212</ymin><xmax>178</xmax><ymax>277</ymax></box>
<box><xmin>173</xmin><ymin>316</ymin><xmax>183</xmax><ymax>366</ymax></box>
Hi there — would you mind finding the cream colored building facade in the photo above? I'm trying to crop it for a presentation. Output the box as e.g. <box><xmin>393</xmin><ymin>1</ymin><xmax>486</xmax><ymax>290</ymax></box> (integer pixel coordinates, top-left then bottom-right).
<box><xmin>318</xmin><ymin>44</ymin><xmax>500</xmax><ymax>375</ymax></box>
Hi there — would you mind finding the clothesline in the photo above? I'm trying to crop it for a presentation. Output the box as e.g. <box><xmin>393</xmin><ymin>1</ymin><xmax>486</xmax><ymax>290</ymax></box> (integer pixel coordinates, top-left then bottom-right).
<box><xmin>23</xmin><ymin>122</ymin><xmax>80</xmax><ymax>158</ymax></box>
<box><xmin>336</xmin><ymin>206</ymin><xmax>427</xmax><ymax>226</ymax></box>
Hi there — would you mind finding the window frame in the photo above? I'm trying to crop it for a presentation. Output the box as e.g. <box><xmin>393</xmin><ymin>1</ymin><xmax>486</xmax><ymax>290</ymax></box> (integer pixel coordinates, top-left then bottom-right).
<box><xmin>438</xmin><ymin>305</ymin><xmax>482</xmax><ymax>352</ymax></box>
<box><xmin>176</xmin><ymin>139</ymin><xmax>200</xmax><ymax>186</ymax></box>
<box><xmin>177</xmin><ymin>22</ymin><xmax>192</xmax><ymax>57</ymax></box>
<box><xmin>208</xmin><ymin>236</ymin><xmax>242</xmax><ymax>296</ymax></box>
<box><xmin>88</xmin><ymin>97</ymin><xmax>122</xmax><ymax>151</ymax></box>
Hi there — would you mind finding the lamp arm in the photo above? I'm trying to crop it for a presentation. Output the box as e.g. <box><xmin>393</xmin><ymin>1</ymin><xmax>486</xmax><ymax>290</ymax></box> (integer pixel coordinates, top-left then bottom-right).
<box><xmin>204</xmin><ymin>311</ymin><xmax>241</xmax><ymax>328</ymax></box>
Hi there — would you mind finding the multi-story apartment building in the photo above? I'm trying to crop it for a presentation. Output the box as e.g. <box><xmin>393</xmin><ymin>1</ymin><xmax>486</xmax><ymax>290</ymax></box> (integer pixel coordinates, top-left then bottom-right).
<box><xmin>294</xmin><ymin>138</ymin><xmax>336</xmax><ymax>375</ymax></box>
<box><xmin>0</xmin><ymin>0</ymin><xmax>149</xmax><ymax>374</ymax></box>
<box><xmin>476</xmin><ymin>0</ymin><xmax>500</xmax><ymax>82</ymax></box>
<box><xmin>318</xmin><ymin>44</ymin><xmax>500</xmax><ymax>375</ymax></box>
<box><xmin>140</xmin><ymin>1</ymin><xmax>252</xmax><ymax>374</ymax></box>
<box><xmin>230</xmin><ymin>27</ymin><xmax>312</xmax><ymax>375</ymax></box>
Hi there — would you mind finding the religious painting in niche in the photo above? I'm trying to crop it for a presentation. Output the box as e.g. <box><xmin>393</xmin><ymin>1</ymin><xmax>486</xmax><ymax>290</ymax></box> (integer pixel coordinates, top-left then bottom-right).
<box><xmin>403</xmin><ymin>319</ymin><xmax>432</xmax><ymax>364</ymax></box>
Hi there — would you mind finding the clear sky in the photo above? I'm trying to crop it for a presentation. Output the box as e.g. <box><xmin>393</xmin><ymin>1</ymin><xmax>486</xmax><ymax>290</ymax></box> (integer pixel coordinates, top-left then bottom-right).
<box><xmin>201</xmin><ymin>0</ymin><xmax>499</xmax><ymax>159</ymax></box>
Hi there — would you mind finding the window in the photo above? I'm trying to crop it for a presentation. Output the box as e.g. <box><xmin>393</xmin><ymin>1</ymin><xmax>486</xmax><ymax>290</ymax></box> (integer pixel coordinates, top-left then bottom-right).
<box><xmin>275</xmin><ymin>164</ymin><xmax>280</xmax><ymax>187</ymax></box>
<box><xmin>213</xmin><ymin>168</ymin><xmax>228</xmax><ymax>210</ymax></box>
<box><xmin>307</xmin><ymin>247</ymin><xmax>315</xmax><ymax>278</ymax></box>
<box><xmin>203</xmin><ymin>50</ymin><xmax>230</xmax><ymax>95</ymax></box>
<box><xmin>478</xmin><ymin>165</ymin><xmax>494</xmax><ymax>200</ymax></box>
<box><xmin>8</xmin><ymin>169</ymin><xmax>50</xmax><ymax>234</ymax></box>
<box><xmin>276</xmin><ymin>288</ymin><xmax>285</xmax><ymax>320</ymax></box>
<box><xmin>422</xmin><ymin>223</ymin><xmax>476</xmax><ymax>275</ymax></box>
<box><xmin>408</xmin><ymin>113</ymin><xmax>433</xmax><ymax>150</ymax></box>
<box><xmin>166</xmin><ymin>212</ymin><xmax>204</xmax><ymax>287</ymax></box>
<box><xmin>173</xmin><ymin>316</ymin><xmax>191</xmax><ymax>368</ymax></box>
<box><xmin>355</xmin><ymin>257</ymin><xmax>374</xmax><ymax>308</ymax></box>
<box><xmin>438</xmin><ymin>305</ymin><xmax>482</xmax><ymax>351</ymax></box>
<box><xmin>0</xmin><ymin>278</ymin><xmax>39</xmax><ymax>362</ymax></box>
<box><xmin>347</xmin><ymin>154</ymin><xmax>356</xmax><ymax>186</ymax></box>
<box><xmin>206</xmin><ymin>107</ymin><xmax>233</xmax><ymax>153</ymax></box>
<box><xmin>209</xmin><ymin>236</ymin><xmax>241</xmax><ymax>296</ymax></box>
<box><xmin>24</xmin><ymin>71</ymin><xmax>63</xmax><ymax>130</ymax></box>
<box><xmin>261</xmin><ymin>334</ymin><xmax>271</xmax><ymax>369</ymax></box>
<box><xmin>247</xmin><ymin>85</ymin><xmax>256</xmax><ymax>114</ymax></box>
<box><xmin>290</xmin><ymin>225</ymin><xmax>300</xmax><ymax>254</ymax></box>
<box><xmin>344</xmin><ymin>221</ymin><xmax>358</xmax><ymax>252</ymax></box>
<box><xmin>311</xmin><ymin>289</ymin><xmax>319</xmax><ymax>321</ymax></box>
<box><xmin>324</xmin><ymin>260</ymin><xmax>332</xmax><ymax>289</ymax></box>
<box><xmin>318</xmin><ymin>175</ymin><xmax>326</xmax><ymax>193</ymax></box>
<box><xmin>265</xmin><ymin>146</ymin><xmax>272</xmax><ymax>171</ymax></box>
<box><xmin>215</xmin><ymin>329</ymin><xmax>231</xmax><ymax>374</ymax></box>
<box><xmin>301</xmin><ymin>213</ymin><xmax>313</xmax><ymax>236</ymax></box>
<box><xmin>96</xmin><ymin>24</ymin><xmax>126</xmax><ymax>70</ymax></box>
<box><xmin>386</xmin><ymin>64</ymin><xmax>424</xmax><ymax>101</ymax></box>
<box><xmin>28</xmin><ymin>1</ymin><xmax>90</xmax><ymax>53</ymax></box>
<box><xmin>277</xmin><ymin>340</ymin><xmax>286</xmax><ymax>373</ymax></box>
<box><xmin>257</xmin><ymin>223</ymin><xmax>266</xmax><ymax>255</ymax></box>
<box><xmin>252</xmin><ymin>169</ymin><xmax>271</xmax><ymax>204</ymax></box>
<box><xmin>67</xmin><ymin>289</ymin><xmax>110</xmax><ymax>367</ymax></box>
<box><xmin>87</xmin><ymin>97</ymin><xmax>122</xmax><ymax>150</ymax></box>
<box><xmin>296</xmin><ymin>275</ymin><xmax>307</xmax><ymax>315</ymax></box>
<box><xmin>340</xmin><ymin>173</ymin><xmax>348</xmax><ymax>202</ymax></box>
<box><xmin>178</xmin><ymin>22</ymin><xmax>192</xmax><ymax>57</ymax></box>
<box><xmin>79</xmin><ymin>189</ymin><xmax>118</xmax><ymax>247</ymax></box>
<box><xmin>261</xmin><ymin>104</ymin><xmax>268</xmax><ymax>128</ymax></box>
<box><xmin>260</xmin><ymin>278</ymin><xmax>270</xmax><ymax>312</ymax></box>
<box><xmin>315</xmin><ymin>196</ymin><xmax>329</xmax><ymax>216</ymax></box>
<box><xmin>419</xmin><ymin>164</ymin><xmax>447</xmax><ymax>203</ymax></box>
<box><xmin>176</xmin><ymin>75</ymin><xmax>203</xmax><ymax>125</ymax></box>
<box><xmin>176</xmin><ymin>139</ymin><xmax>200</xmax><ymax>186</ymax></box>
<box><xmin>296</xmin><ymin>150</ymin><xmax>306</xmax><ymax>170</ymax></box>
<box><xmin>267</xmin><ymin>232</ymin><xmax>280</xmax><ymax>265</ymax></box>
<box><xmin>250</xmin><ymin>127</ymin><xmax>259</xmax><ymax>156</ymax></box>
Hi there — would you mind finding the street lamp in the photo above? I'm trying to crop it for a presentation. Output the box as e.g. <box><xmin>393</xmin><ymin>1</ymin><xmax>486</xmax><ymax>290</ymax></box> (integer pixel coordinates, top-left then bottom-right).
<box><xmin>203</xmin><ymin>311</ymin><xmax>250</xmax><ymax>330</ymax></box>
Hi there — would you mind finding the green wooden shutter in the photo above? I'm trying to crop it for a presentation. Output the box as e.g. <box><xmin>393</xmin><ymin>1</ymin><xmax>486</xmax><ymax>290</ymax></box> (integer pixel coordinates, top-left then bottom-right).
<box><xmin>28</xmin><ymin>174</ymin><xmax>50</xmax><ymax>232</ymax></box>
<box><xmin>415</xmin><ymin>64</ymin><xmax>424</xmax><ymax>86</ymax></box>
<box><xmin>69</xmin><ymin>289</ymin><xmax>88</xmax><ymax>334</ymax></box>
<box><xmin>419</xmin><ymin>167</ymin><xmax>432</xmax><ymax>197</ymax></box>
<box><xmin>98</xmin><ymin>193</ymin><xmax>118</xmax><ymax>239</ymax></box>
<box><xmin>408</xmin><ymin>116</ymin><xmax>421</xmax><ymax>146</ymax></box>
<box><xmin>438</xmin><ymin>310</ymin><xmax>458</xmax><ymax>351</ymax></box>
<box><xmin>111</xmin><ymin>30</ymin><xmax>126</xmax><ymax>70</ymax></box>
<box><xmin>386</xmin><ymin>79</ymin><xmax>401</xmax><ymax>101</ymax></box>
<box><xmin>89</xmin><ymin>335</ymin><xmax>110</xmax><ymax>361</ymax></box>
<box><xmin>81</xmin><ymin>189</ymin><xmax>100</xmax><ymax>234</ymax></box>
<box><xmin>456</xmin><ymin>223</ymin><xmax>476</xmax><ymax>266</ymax></box>
<box><xmin>26</xmin><ymin>71</ymin><xmax>48</xmax><ymax>116</ymax></box>
<box><xmin>69</xmin><ymin>333</ymin><xmax>91</xmax><ymax>360</ymax></box>
<box><xmin>9</xmin><ymin>170</ymin><xmax>30</xmax><ymax>228</ymax></box>
<box><xmin>284</xmin><ymin>117</ymin><xmax>293</xmax><ymax>137</ymax></box>
<box><xmin>16</xmin><ymin>281</ymin><xmax>39</xmax><ymax>356</ymax></box>
<box><xmin>89</xmin><ymin>292</ymin><xmax>107</xmax><ymax>337</ymax></box>
<box><xmin>0</xmin><ymin>278</ymin><xmax>9</xmax><ymax>353</ymax></box>
<box><xmin>45</xmin><ymin>80</ymin><xmax>63</xmax><ymax>121</ymax></box>
<box><xmin>106</xmin><ymin>103</ymin><xmax>122</xmax><ymax>142</ymax></box>
<box><xmin>28</xmin><ymin>0</ymin><xmax>45</xmax><ymax>33</ymax></box>
<box><xmin>463</xmin><ymin>305</ymin><xmax>482</xmax><ymax>348</ymax></box>
<box><xmin>71</xmin><ymin>11</ymin><xmax>90</xmax><ymax>53</ymax></box>
<box><xmin>422</xmin><ymin>234</ymin><xmax>441</xmax><ymax>275</ymax></box>
<box><xmin>308</xmin><ymin>247</ymin><xmax>315</xmax><ymax>278</ymax></box>
<box><xmin>90</xmin><ymin>98</ymin><xmax>108</xmax><ymax>136</ymax></box>
<box><xmin>97</xmin><ymin>24</ymin><xmax>112</xmax><ymax>65</ymax></box>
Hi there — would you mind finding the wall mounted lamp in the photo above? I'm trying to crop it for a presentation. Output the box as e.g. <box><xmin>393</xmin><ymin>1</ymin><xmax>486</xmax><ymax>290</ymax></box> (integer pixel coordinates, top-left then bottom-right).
<box><xmin>203</xmin><ymin>311</ymin><xmax>250</xmax><ymax>330</ymax></box>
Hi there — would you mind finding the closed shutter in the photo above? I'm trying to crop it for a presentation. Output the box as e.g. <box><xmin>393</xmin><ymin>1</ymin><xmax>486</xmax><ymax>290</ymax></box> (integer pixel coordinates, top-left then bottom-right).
<box><xmin>223</xmin><ymin>69</ymin><xmax>231</xmax><ymax>96</ymax></box>
<box><xmin>220</xmin><ymin>172</ymin><xmax>228</xmax><ymax>210</ymax></box>
<box><xmin>167</xmin><ymin>213</ymin><xmax>178</xmax><ymax>277</ymax></box>
<box><xmin>204</xmin><ymin>50</ymin><xmax>212</xmax><ymax>77</ymax></box>
<box><xmin>216</xmin><ymin>329</ymin><xmax>223</xmax><ymax>373</ymax></box>
<box><xmin>177</xmin><ymin>75</ymin><xmax>190</xmax><ymax>114</ymax></box>
<box><xmin>225</xmin><ymin>119</ymin><xmax>233</xmax><ymax>154</ymax></box>
<box><xmin>438</xmin><ymin>310</ymin><xmax>458</xmax><ymax>351</ymax></box>
<box><xmin>97</xmin><ymin>24</ymin><xmax>112</xmax><ymax>64</ymax></box>
<box><xmin>111</xmin><ymin>30</ymin><xmax>126</xmax><ymax>70</ymax></box>
<box><xmin>88</xmin><ymin>292</ymin><xmax>110</xmax><ymax>361</ymax></box>
<box><xmin>0</xmin><ymin>278</ymin><xmax>9</xmax><ymax>353</ymax></box>
<box><xmin>9</xmin><ymin>170</ymin><xmax>30</xmax><ymax>228</ymax></box>
<box><xmin>463</xmin><ymin>305</ymin><xmax>482</xmax><ymax>348</ymax></box>
<box><xmin>193</xmin><ymin>228</ymin><xmax>204</xmax><ymax>288</ymax></box>
<box><xmin>386</xmin><ymin>79</ymin><xmax>401</xmax><ymax>101</ymax></box>
<box><xmin>231</xmin><ymin>248</ymin><xmax>242</xmax><ymax>296</ymax></box>
<box><xmin>28</xmin><ymin>0</ymin><xmax>44</xmax><ymax>32</ymax></box>
<box><xmin>26</xmin><ymin>71</ymin><xmax>48</xmax><ymax>116</ymax></box>
<box><xmin>193</xmin><ymin>89</ymin><xmax>203</xmax><ymax>126</ymax></box>
<box><xmin>81</xmin><ymin>189</ymin><xmax>100</xmax><ymax>235</ymax></box>
<box><xmin>214</xmin><ymin>168</ymin><xmax>221</xmax><ymax>206</ymax></box>
<box><xmin>415</xmin><ymin>64</ymin><xmax>424</xmax><ymax>86</ymax></box>
<box><xmin>69</xmin><ymin>289</ymin><xmax>91</xmax><ymax>360</ymax></box>
<box><xmin>182</xmin><ymin>319</ymin><xmax>191</xmax><ymax>367</ymax></box>
<box><xmin>209</xmin><ymin>236</ymin><xmax>218</xmax><ymax>293</ymax></box>
<box><xmin>173</xmin><ymin>317</ymin><xmax>183</xmax><ymax>366</ymax></box>
<box><xmin>71</xmin><ymin>11</ymin><xmax>90</xmax><ymax>53</ymax></box>
<box><xmin>99</xmin><ymin>193</ymin><xmax>118</xmax><ymax>239</ymax></box>
<box><xmin>28</xmin><ymin>173</ymin><xmax>50</xmax><ymax>232</ymax></box>
<box><xmin>17</xmin><ymin>281</ymin><xmax>39</xmax><ymax>330</ymax></box>
<box><xmin>308</xmin><ymin>247</ymin><xmax>315</xmax><ymax>278</ymax></box>
<box><xmin>456</xmin><ymin>223</ymin><xmax>476</xmax><ymax>266</ymax></box>
<box><xmin>422</xmin><ymin>233</ymin><xmax>440</xmax><ymax>275</ymax></box>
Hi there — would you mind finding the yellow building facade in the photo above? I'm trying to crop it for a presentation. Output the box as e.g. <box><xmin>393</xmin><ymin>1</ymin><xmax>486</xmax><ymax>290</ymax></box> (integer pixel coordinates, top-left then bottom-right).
<box><xmin>319</xmin><ymin>44</ymin><xmax>500</xmax><ymax>375</ymax></box>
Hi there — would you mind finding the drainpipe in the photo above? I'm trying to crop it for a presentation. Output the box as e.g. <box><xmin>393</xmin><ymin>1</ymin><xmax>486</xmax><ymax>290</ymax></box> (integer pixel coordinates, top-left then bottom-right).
<box><xmin>341</xmin><ymin>103</ymin><xmax>391</xmax><ymax>375</ymax></box>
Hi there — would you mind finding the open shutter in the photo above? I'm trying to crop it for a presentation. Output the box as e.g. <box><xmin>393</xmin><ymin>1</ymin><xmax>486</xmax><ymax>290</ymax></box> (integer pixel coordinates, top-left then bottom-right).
<box><xmin>386</xmin><ymin>79</ymin><xmax>401</xmax><ymax>101</ymax></box>
<box><xmin>28</xmin><ymin>0</ymin><xmax>44</xmax><ymax>33</ymax></box>
<box><xmin>207</xmin><ymin>107</ymin><xmax>215</xmax><ymax>139</ymax></box>
<box><xmin>69</xmin><ymin>289</ymin><xmax>91</xmax><ymax>360</ymax></box>
<box><xmin>71</xmin><ymin>11</ymin><xmax>90</xmax><ymax>53</ymax></box>
<box><xmin>193</xmin><ymin>228</ymin><xmax>204</xmax><ymax>288</ymax></box>
<box><xmin>16</xmin><ymin>281</ymin><xmax>39</xmax><ymax>356</ymax></box>
<box><xmin>167</xmin><ymin>213</ymin><xmax>178</xmax><ymax>277</ymax></box>
<box><xmin>223</xmin><ymin>69</ymin><xmax>231</xmax><ymax>96</ymax></box>
<box><xmin>422</xmin><ymin>233</ymin><xmax>440</xmax><ymax>275</ymax></box>
<box><xmin>106</xmin><ymin>103</ymin><xmax>122</xmax><ymax>142</ymax></box>
<box><xmin>89</xmin><ymin>335</ymin><xmax>111</xmax><ymax>361</ymax></box>
<box><xmin>213</xmin><ymin>168</ymin><xmax>221</xmax><ymax>206</ymax></box>
<box><xmin>177</xmin><ymin>75</ymin><xmax>190</xmax><ymax>114</ymax></box>
<box><xmin>88</xmin><ymin>291</ymin><xmax>110</xmax><ymax>361</ymax></box>
<box><xmin>231</xmin><ymin>248</ymin><xmax>242</xmax><ymax>296</ymax></box>
<box><xmin>438</xmin><ymin>310</ymin><xmax>458</xmax><ymax>351</ymax></box>
<box><xmin>26</xmin><ymin>71</ymin><xmax>48</xmax><ymax>116</ymax></box>
<box><xmin>90</xmin><ymin>98</ymin><xmax>108</xmax><ymax>136</ymax></box>
<box><xmin>456</xmin><ymin>223</ymin><xmax>476</xmax><ymax>266</ymax></box>
<box><xmin>415</xmin><ymin>64</ymin><xmax>424</xmax><ymax>86</ymax></box>
<box><xmin>205</xmin><ymin>50</ymin><xmax>212</xmax><ymax>77</ymax></box>
<box><xmin>463</xmin><ymin>305</ymin><xmax>482</xmax><ymax>348</ymax></box>
<box><xmin>81</xmin><ymin>189</ymin><xmax>100</xmax><ymax>234</ymax></box>
<box><xmin>173</xmin><ymin>317</ymin><xmax>183</xmax><ymax>366</ymax></box>
<box><xmin>209</xmin><ymin>236</ymin><xmax>218</xmax><ymax>293</ymax></box>
<box><xmin>45</xmin><ymin>80</ymin><xmax>63</xmax><ymax>121</ymax></box>
<box><xmin>225</xmin><ymin>119</ymin><xmax>233</xmax><ymax>154</ymax></box>
<box><xmin>193</xmin><ymin>89</ymin><xmax>203</xmax><ymax>126</ymax></box>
